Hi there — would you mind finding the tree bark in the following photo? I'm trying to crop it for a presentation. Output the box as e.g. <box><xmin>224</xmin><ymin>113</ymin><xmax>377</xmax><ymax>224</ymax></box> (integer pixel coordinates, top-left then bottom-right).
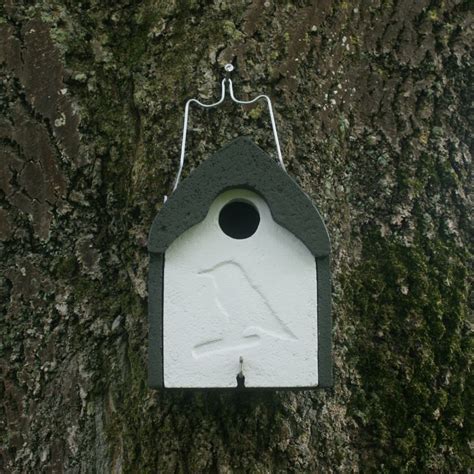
<box><xmin>0</xmin><ymin>0</ymin><xmax>471</xmax><ymax>472</ymax></box>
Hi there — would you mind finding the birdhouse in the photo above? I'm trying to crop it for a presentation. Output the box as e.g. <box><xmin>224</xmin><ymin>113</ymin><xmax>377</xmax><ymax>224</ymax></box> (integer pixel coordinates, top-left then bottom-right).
<box><xmin>148</xmin><ymin>138</ymin><xmax>331</xmax><ymax>389</ymax></box>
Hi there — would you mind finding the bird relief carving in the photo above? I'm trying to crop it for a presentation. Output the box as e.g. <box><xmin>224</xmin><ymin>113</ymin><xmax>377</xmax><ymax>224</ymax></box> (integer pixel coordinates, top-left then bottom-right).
<box><xmin>192</xmin><ymin>260</ymin><xmax>297</xmax><ymax>359</ymax></box>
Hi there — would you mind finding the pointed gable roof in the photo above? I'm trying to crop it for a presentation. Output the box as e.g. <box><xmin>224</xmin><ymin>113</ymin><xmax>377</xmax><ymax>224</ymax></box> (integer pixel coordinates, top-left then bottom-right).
<box><xmin>148</xmin><ymin>137</ymin><xmax>330</xmax><ymax>257</ymax></box>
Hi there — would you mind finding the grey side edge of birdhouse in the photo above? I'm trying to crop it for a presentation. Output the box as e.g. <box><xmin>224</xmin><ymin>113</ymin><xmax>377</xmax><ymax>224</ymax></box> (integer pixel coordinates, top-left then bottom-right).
<box><xmin>148</xmin><ymin>137</ymin><xmax>332</xmax><ymax>389</ymax></box>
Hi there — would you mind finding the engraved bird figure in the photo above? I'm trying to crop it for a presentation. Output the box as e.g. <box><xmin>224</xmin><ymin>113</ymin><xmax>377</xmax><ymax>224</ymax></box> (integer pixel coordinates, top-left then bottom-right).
<box><xmin>193</xmin><ymin>261</ymin><xmax>296</xmax><ymax>358</ymax></box>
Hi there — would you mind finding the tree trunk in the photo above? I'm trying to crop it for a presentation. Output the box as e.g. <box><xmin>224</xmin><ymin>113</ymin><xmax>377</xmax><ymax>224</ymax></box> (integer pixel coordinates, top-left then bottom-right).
<box><xmin>0</xmin><ymin>1</ymin><xmax>471</xmax><ymax>472</ymax></box>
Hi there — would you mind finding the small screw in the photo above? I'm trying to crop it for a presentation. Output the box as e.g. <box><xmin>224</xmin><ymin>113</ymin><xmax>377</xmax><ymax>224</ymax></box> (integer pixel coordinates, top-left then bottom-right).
<box><xmin>236</xmin><ymin>356</ymin><xmax>245</xmax><ymax>388</ymax></box>
<box><xmin>224</xmin><ymin>63</ymin><xmax>234</xmax><ymax>72</ymax></box>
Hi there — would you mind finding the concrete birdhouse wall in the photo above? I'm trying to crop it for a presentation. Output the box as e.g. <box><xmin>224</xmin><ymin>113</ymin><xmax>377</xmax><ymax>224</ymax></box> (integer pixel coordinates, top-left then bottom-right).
<box><xmin>148</xmin><ymin>138</ymin><xmax>331</xmax><ymax>389</ymax></box>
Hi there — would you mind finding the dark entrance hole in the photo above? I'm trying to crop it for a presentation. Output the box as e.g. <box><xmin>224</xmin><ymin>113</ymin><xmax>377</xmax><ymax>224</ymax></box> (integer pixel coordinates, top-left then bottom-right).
<box><xmin>219</xmin><ymin>201</ymin><xmax>260</xmax><ymax>239</ymax></box>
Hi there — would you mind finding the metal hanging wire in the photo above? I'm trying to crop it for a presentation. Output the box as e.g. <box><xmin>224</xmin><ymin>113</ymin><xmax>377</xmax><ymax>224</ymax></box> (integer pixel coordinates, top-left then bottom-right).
<box><xmin>169</xmin><ymin>64</ymin><xmax>285</xmax><ymax>199</ymax></box>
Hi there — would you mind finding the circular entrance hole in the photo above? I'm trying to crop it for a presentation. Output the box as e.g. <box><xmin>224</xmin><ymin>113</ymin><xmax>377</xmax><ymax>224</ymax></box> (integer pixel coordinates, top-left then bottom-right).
<box><xmin>218</xmin><ymin>200</ymin><xmax>260</xmax><ymax>239</ymax></box>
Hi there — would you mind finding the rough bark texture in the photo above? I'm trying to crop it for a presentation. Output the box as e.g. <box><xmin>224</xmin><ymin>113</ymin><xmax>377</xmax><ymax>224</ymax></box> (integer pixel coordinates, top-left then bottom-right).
<box><xmin>0</xmin><ymin>1</ymin><xmax>472</xmax><ymax>472</ymax></box>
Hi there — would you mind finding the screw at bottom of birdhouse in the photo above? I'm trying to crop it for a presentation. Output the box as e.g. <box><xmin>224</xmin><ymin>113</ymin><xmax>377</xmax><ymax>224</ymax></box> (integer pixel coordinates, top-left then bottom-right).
<box><xmin>236</xmin><ymin>356</ymin><xmax>245</xmax><ymax>388</ymax></box>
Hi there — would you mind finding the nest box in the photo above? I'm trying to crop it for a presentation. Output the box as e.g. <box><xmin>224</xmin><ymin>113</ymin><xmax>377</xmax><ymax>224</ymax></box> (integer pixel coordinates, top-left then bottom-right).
<box><xmin>148</xmin><ymin>138</ymin><xmax>331</xmax><ymax>389</ymax></box>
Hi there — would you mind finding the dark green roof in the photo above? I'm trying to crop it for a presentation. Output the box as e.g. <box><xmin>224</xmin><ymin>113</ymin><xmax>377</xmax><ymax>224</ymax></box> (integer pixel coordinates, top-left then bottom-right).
<box><xmin>148</xmin><ymin>137</ymin><xmax>330</xmax><ymax>256</ymax></box>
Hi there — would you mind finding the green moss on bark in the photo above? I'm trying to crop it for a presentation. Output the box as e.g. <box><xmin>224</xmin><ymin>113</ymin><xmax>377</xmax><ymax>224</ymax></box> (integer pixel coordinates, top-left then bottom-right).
<box><xmin>347</xmin><ymin>233</ymin><xmax>471</xmax><ymax>471</ymax></box>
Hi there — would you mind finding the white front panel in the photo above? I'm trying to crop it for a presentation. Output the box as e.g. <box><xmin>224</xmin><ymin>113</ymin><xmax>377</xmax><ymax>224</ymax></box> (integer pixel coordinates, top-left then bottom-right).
<box><xmin>163</xmin><ymin>189</ymin><xmax>318</xmax><ymax>387</ymax></box>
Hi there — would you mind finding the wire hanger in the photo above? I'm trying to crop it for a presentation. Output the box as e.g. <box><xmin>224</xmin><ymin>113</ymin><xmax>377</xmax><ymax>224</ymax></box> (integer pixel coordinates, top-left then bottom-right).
<box><xmin>167</xmin><ymin>64</ymin><xmax>285</xmax><ymax>201</ymax></box>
